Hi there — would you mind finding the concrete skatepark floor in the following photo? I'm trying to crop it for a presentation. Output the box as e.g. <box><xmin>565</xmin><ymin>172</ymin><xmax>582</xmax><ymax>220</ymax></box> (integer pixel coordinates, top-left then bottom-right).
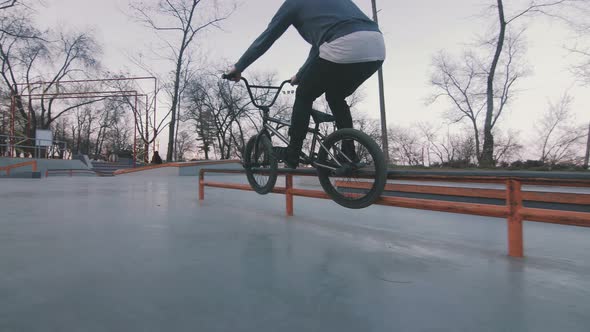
<box><xmin>1</xmin><ymin>175</ymin><xmax>589</xmax><ymax>331</ymax></box>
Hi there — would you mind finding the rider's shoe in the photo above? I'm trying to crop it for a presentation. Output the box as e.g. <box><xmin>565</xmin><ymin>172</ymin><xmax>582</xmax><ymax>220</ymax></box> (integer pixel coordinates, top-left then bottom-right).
<box><xmin>273</xmin><ymin>146</ymin><xmax>298</xmax><ymax>169</ymax></box>
<box><xmin>272</xmin><ymin>146</ymin><xmax>287</xmax><ymax>161</ymax></box>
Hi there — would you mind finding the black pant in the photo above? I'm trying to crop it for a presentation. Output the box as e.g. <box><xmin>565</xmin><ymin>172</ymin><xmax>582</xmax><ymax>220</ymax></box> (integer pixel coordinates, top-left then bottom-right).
<box><xmin>289</xmin><ymin>58</ymin><xmax>383</xmax><ymax>153</ymax></box>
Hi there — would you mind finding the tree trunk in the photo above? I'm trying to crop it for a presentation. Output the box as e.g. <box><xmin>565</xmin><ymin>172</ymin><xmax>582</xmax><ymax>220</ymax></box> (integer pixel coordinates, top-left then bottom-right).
<box><xmin>584</xmin><ymin>122</ymin><xmax>590</xmax><ymax>169</ymax></box>
<box><xmin>144</xmin><ymin>111</ymin><xmax>150</xmax><ymax>163</ymax></box>
<box><xmin>481</xmin><ymin>0</ymin><xmax>507</xmax><ymax>167</ymax></box>
<box><xmin>471</xmin><ymin>119</ymin><xmax>482</xmax><ymax>164</ymax></box>
<box><xmin>166</xmin><ymin>65</ymin><xmax>181</xmax><ymax>161</ymax></box>
<box><xmin>94</xmin><ymin>127</ymin><xmax>103</xmax><ymax>158</ymax></box>
<box><xmin>174</xmin><ymin>100</ymin><xmax>181</xmax><ymax>160</ymax></box>
<box><xmin>203</xmin><ymin>143</ymin><xmax>209</xmax><ymax>160</ymax></box>
<box><xmin>166</xmin><ymin>41</ymin><xmax>188</xmax><ymax>162</ymax></box>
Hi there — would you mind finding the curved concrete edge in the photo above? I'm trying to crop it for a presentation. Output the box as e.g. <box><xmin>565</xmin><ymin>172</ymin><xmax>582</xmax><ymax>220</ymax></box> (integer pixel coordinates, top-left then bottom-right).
<box><xmin>0</xmin><ymin>171</ymin><xmax>42</xmax><ymax>179</ymax></box>
<box><xmin>388</xmin><ymin>169</ymin><xmax>590</xmax><ymax>181</ymax></box>
<box><xmin>0</xmin><ymin>157</ymin><xmax>90</xmax><ymax>178</ymax></box>
<box><xmin>114</xmin><ymin>160</ymin><xmax>242</xmax><ymax>176</ymax></box>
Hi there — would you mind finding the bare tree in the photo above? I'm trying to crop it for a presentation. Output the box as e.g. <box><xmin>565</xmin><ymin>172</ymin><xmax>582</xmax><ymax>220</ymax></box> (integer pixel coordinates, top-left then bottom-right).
<box><xmin>35</xmin><ymin>32</ymin><xmax>102</xmax><ymax>130</ymax></box>
<box><xmin>175</xmin><ymin>130</ymin><xmax>195</xmax><ymax>161</ymax></box>
<box><xmin>388</xmin><ymin>125</ymin><xmax>426</xmax><ymax>166</ymax></box>
<box><xmin>559</xmin><ymin>0</ymin><xmax>590</xmax><ymax>84</ymax></box>
<box><xmin>535</xmin><ymin>94</ymin><xmax>587</xmax><ymax>165</ymax></box>
<box><xmin>353</xmin><ymin>115</ymin><xmax>381</xmax><ymax>144</ymax></box>
<box><xmin>480</xmin><ymin>0</ymin><xmax>588</xmax><ymax>166</ymax></box>
<box><xmin>107</xmin><ymin>76</ymin><xmax>168</xmax><ymax>163</ymax></box>
<box><xmin>184</xmin><ymin>70</ymin><xmax>287</xmax><ymax>160</ymax></box>
<box><xmin>70</xmin><ymin>107</ymin><xmax>95</xmax><ymax>155</ymax></box>
<box><xmin>493</xmin><ymin>129</ymin><xmax>523</xmax><ymax>164</ymax></box>
<box><xmin>92</xmin><ymin>99</ymin><xmax>129</xmax><ymax>159</ymax></box>
<box><xmin>0</xmin><ymin>0</ymin><xmax>17</xmax><ymax>11</ymax></box>
<box><xmin>0</xmin><ymin>8</ymin><xmax>44</xmax><ymax>136</ymax></box>
<box><xmin>131</xmin><ymin>0</ymin><xmax>233</xmax><ymax>161</ymax></box>
<box><xmin>430</xmin><ymin>30</ymin><xmax>526</xmax><ymax>166</ymax></box>
<box><xmin>571</xmin><ymin>47</ymin><xmax>590</xmax><ymax>85</ymax></box>
<box><xmin>418</xmin><ymin>123</ymin><xmax>479</xmax><ymax>167</ymax></box>
<box><xmin>185</xmin><ymin>74</ymin><xmax>237</xmax><ymax>159</ymax></box>
<box><xmin>431</xmin><ymin>0</ymin><xmax>578</xmax><ymax>167</ymax></box>
<box><xmin>185</xmin><ymin>86</ymin><xmax>216</xmax><ymax>159</ymax></box>
<box><xmin>103</xmin><ymin>117</ymin><xmax>133</xmax><ymax>157</ymax></box>
<box><xmin>1</xmin><ymin>6</ymin><xmax>103</xmax><ymax>140</ymax></box>
<box><xmin>59</xmin><ymin>98</ymin><xmax>135</xmax><ymax>159</ymax></box>
<box><xmin>173</xmin><ymin>54</ymin><xmax>198</xmax><ymax>160</ymax></box>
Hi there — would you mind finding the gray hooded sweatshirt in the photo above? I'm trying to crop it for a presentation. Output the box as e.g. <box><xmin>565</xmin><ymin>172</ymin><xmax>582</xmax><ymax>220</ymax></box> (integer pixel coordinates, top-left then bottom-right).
<box><xmin>235</xmin><ymin>0</ymin><xmax>381</xmax><ymax>79</ymax></box>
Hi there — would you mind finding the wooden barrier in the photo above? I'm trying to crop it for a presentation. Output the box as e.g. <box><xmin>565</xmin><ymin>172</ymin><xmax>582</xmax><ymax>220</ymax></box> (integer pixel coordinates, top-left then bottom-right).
<box><xmin>0</xmin><ymin>160</ymin><xmax>37</xmax><ymax>176</ymax></box>
<box><xmin>198</xmin><ymin>168</ymin><xmax>590</xmax><ymax>258</ymax></box>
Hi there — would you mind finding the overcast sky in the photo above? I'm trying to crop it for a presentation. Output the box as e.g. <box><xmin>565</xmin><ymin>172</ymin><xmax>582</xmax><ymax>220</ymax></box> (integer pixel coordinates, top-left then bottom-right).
<box><xmin>36</xmin><ymin>0</ymin><xmax>589</xmax><ymax>153</ymax></box>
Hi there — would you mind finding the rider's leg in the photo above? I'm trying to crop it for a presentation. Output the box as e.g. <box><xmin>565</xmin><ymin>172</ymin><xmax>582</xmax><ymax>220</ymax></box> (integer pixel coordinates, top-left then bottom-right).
<box><xmin>324</xmin><ymin>60</ymin><xmax>384</xmax><ymax>162</ymax></box>
<box><xmin>286</xmin><ymin>60</ymin><xmax>331</xmax><ymax>167</ymax></box>
<box><xmin>325</xmin><ymin>94</ymin><xmax>353</xmax><ymax>130</ymax></box>
<box><xmin>325</xmin><ymin>60</ymin><xmax>384</xmax><ymax>123</ymax></box>
<box><xmin>325</xmin><ymin>93</ymin><xmax>357</xmax><ymax>162</ymax></box>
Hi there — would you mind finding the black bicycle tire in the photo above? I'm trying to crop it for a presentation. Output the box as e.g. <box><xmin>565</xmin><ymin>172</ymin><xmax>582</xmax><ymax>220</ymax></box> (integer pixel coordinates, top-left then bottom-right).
<box><xmin>317</xmin><ymin>128</ymin><xmax>387</xmax><ymax>209</ymax></box>
<box><xmin>244</xmin><ymin>135</ymin><xmax>278</xmax><ymax>195</ymax></box>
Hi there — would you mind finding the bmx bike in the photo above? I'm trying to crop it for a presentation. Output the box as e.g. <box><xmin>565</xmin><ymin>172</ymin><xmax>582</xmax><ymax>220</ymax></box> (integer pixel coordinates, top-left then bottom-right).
<box><xmin>222</xmin><ymin>74</ymin><xmax>387</xmax><ymax>209</ymax></box>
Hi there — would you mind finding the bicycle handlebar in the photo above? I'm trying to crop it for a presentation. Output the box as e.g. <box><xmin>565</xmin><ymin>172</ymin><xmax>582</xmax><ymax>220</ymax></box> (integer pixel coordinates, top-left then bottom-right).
<box><xmin>221</xmin><ymin>73</ymin><xmax>238</xmax><ymax>80</ymax></box>
<box><xmin>222</xmin><ymin>74</ymin><xmax>292</xmax><ymax>109</ymax></box>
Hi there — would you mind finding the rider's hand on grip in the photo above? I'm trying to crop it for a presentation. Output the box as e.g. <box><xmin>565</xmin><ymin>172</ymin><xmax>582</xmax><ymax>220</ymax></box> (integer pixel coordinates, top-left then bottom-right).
<box><xmin>223</xmin><ymin>67</ymin><xmax>241</xmax><ymax>82</ymax></box>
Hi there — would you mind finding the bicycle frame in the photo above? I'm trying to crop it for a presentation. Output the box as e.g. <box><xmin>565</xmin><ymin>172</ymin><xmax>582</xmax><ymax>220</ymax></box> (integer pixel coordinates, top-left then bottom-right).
<box><xmin>232</xmin><ymin>77</ymin><xmax>349</xmax><ymax>171</ymax></box>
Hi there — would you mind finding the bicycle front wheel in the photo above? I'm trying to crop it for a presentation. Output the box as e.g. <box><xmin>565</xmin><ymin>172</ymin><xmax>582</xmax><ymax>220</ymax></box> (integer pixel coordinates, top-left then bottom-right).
<box><xmin>243</xmin><ymin>135</ymin><xmax>278</xmax><ymax>195</ymax></box>
<box><xmin>317</xmin><ymin>128</ymin><xmax>387</xmax><ymax>209</ymax></box>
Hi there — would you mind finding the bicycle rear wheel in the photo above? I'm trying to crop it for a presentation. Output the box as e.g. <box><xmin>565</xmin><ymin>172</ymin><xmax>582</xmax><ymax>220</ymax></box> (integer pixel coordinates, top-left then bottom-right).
<box><xmin>244</xmin><ymin>135</ymin><xmax>278</xmax><ymax>195</ymax></box>
<box><xmin>317</xmin><ymin>128</ymin><xmax>387</xmax><ymax>209</ymax></box>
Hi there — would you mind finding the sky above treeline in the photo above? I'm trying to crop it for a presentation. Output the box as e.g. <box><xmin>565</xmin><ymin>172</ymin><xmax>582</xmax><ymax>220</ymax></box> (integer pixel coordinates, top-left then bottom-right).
<box><xmin>35</xmin><ymin>0</ymin><xmax>589</xmax><ymax>152</ymax></box>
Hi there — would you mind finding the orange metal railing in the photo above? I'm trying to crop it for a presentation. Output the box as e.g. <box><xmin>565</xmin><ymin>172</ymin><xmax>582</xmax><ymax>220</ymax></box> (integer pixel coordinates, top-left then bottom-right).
<box><xmin>0</xmin><ymin>160</ymin><xmax>38</xmax><ymax>176</ymax></box>
<box><xmin>198</xmin><ymin>168</ymin><xmax>590</xmax><ymax>258</ymax></box>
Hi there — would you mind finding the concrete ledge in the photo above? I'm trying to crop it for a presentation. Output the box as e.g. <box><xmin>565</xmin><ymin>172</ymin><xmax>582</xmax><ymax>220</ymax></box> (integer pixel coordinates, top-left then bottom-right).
<box><xmin>114</xmin><ymin>160</ymin><xmax>242</xmax><ymax>176</ymax></box>
<box><xmin>388</xmin><ymin>169</ymin><xmax>590</xmax><ymax>181</ymax></box>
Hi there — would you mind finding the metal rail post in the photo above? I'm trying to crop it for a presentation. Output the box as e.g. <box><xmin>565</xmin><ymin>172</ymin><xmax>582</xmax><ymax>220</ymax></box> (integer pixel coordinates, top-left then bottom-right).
<box><xmin>199</xmin><ymin>170</ymin><xmax>205</xmax><ymax>201</ymax></box>
<box><xmin>507</xmin><ymin>179</ymin><xmax>524</xmax><ymax>258</ymax></box>
<box><xmin>286</xmin><ymin>174</ymin><xmax>294</xmax><ymax>216</ymax></box>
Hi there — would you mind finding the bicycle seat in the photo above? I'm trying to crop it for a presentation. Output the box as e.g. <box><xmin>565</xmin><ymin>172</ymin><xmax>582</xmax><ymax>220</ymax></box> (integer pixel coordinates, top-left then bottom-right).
<box><xmin>311</xmin><ymin>109</ymin><xmax>335</xmax><ymax>124</ymax></box>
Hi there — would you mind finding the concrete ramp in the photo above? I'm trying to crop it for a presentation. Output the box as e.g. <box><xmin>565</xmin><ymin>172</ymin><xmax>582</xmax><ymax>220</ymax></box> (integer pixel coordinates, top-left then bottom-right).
<box><xmin>120</xmin><ymin>166</ymin><xmax>179</xmax><ymax>177</ymax></box>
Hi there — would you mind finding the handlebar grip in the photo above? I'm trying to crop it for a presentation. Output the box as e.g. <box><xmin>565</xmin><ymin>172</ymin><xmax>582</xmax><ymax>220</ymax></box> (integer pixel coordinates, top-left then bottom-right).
<box><xmin>222</xmin><ymin>73</ymin><xmax>237</xmax><ymax>80</ymax></box>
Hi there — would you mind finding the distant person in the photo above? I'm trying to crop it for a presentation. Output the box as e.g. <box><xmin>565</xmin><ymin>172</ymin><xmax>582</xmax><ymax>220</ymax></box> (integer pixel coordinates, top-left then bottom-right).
<box><xmin>108</xmin><ymin>153</ymin><xmax>119</xmax><ymax>163</ymax></box>
<box><xmin>226</xmin><ymin>0</ymin><xmax>385</xmax><ymax>168</ymax></box>
<box><xmin>151</xmin><ymin>151</ymin><xmax>163</xmax><ymax>165</ymax></box>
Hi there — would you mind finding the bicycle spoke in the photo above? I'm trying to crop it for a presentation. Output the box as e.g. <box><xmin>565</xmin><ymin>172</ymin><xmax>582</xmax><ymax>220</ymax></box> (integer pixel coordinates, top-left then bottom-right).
<box><xmin>324</xmin><ymin>136</ymin><xmax>377</xmax><ymax>201</ymax></box>
<box><xmin>252</xmin><ymin>143</ymin><xmax>270</xmax><ymax>187</ymax></box>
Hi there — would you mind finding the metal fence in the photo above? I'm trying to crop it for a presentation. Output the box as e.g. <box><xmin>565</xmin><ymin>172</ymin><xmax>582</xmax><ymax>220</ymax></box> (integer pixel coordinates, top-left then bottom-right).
<box><xmin>198</xmin><ymin>168</ymin><xmax>590</xmax><ymax>258</ymax></box>
<box><xmin>0</xmin><ymin>135</ymin><xmax>68</xmax><ymax>159</ymax></box>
